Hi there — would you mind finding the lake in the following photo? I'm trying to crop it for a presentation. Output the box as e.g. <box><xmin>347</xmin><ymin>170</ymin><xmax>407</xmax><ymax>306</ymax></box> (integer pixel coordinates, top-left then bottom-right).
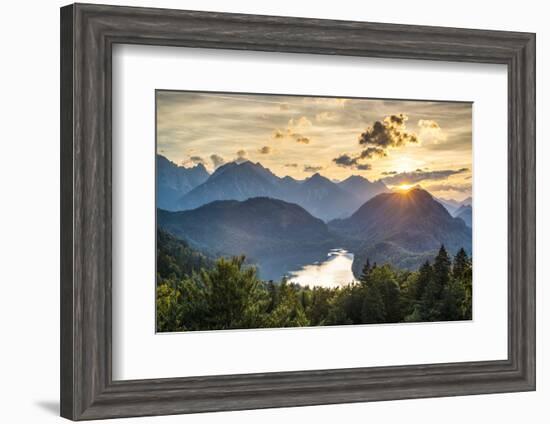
<box><xmin>287</xmin><ymin>249</ymin><xmax>357</xmax><ymax>288</ymax></box>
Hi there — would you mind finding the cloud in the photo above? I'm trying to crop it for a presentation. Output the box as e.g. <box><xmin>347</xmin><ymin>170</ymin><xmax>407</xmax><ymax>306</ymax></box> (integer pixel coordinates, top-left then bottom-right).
<box><xmin>189</xmin><ymin>156</ymin><xmax>205</xmax><ymax>165</ymax></box>
<box><xmin>289</xmin><ymin>116</ymin><xmax>312</xmax><ymax>127</ymax></box>
<box><xmin>381</xmin><ymin>167</ymin><xmax>469</xmax><ymax>185</ymax></box>
<box><xmin>273</xmin><ymin>116</ymin><xmax>313</xmax><ymax>144</ymax></box>
<box><xmin>418</xmin><ymin>119</ymin><xmax>440</xmax><ymax>129</ymax></box>
<box><xmin>381</xmin><ymin>170</ymin><xmax>397</xmax><ymax>175</ymax></box>
<box><xmin>304</xmin><ymin>165</ymin><xmax>323</xmax><ymax>173</ymax></box>
<box><xmin>358</xmin><ymin>114</ymin><xmax>418</xmax><ymax>148</ymax></box>
<box><xmin>210</xmin><ymin>154</ymin><xmax>225</xmax><ymax>168</ymax></box>
<box><xmin>284</xmin><ymin>163</ymin><xmax>298</xmax><ymax>168</ymax></box>
<box><xmin>279</xmin><ymin>103</ymin><xmax>289</xmax><ymax>111</ymax></box>
<box><xmin>273</xmin><ymin>129</ymin><xmax>285</xmax><ymax>139</ymax></box>
<box><xmin>332</xmin><ymin>153</ymin><xmax>372</xmax><ymax>170</ymax></box>
<box><xmin>333</xmin><ymin>154</ymin><xmax>357</xmax><ymax>167</ymax></box>
<box><xmin>273</xmin><ymin>127</ymin><xmax>311</xmax><ymax>144</ymax></box>
<box><xmin>235</xmin><ymin>150</ymin><xmax>248</xmax><ymax>163</ymax></box>
<box><xmin>315</xmin><ymin>111</ymin><xmax>336</xmax><ymax>123</ymax></box>
<box><xmin>332</xmin><ymin>114</ymin><xmax>418</xmax><ymax>170</ymax></box>
<box><xmin>427</xmin><ymin>183</ymin><xmax>471</xmax><ymax>193</ymax></box>
<box><xmin>258</xmin><ymin>146</ymin><xmax>272</xmax><ymax>154</ymax></box>
<box><xmin>355</xmin><ymin>164</ymin><xmax>372</xmax><ymax>170</ymax></box>
<box><xmin>359</xmin><ymin>147</ymin><xmax>387</xmax><ymax>159</ymax></box>
<box><xmin>417</xmin><ymin>119</ymin><xmax>445</xmax><ymax>144</ymax></box>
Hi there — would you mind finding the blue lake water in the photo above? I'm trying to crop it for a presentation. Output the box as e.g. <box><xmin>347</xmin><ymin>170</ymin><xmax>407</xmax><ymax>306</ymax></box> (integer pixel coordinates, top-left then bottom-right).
<box><xmin>287</xmin><ymin>249</ymin><xmax>357</xmax><ymax>288</ymax></box>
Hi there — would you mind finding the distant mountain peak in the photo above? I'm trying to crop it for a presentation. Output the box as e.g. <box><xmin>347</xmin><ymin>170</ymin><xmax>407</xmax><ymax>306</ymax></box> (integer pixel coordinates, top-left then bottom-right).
<box><xmin>238</xmin><ymin>159</ymin><xmax>257</xmax><ymax>167</ymax></box>
<box><xmin>156</xmin><ymin>154</ymin><xmax>210</xmax><ymax>211</ymax></box>
<box><xmin>307</xmin><ymin>172</ymin><xmax>330</xmax><ymax>183</ymax></box>
<box><xmin>194</xmin><ymin>162</ymin><xmax>207</xmax><ymax>171</ymax></box>
<box><xmin>342</xmin><ymin>175</ymin><xmax>371</xmax><ymax>184</ymax></box>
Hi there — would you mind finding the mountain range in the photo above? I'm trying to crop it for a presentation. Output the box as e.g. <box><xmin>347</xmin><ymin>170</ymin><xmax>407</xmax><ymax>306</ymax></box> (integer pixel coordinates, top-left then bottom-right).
<box><xmin>158</xmin><ymin>187</ymin><xmax>472</xmax><ymax>279</ymax></box>
<box><xmin>157</xmin><ymin>155</ymin><xmax>389</xmax><ymax>221</ymax></box>
<box><xmin>156</xmin><ymin>154</ymin><xmax>471</xmax><ymax>279</ymax></box>
<box><xmin>436</xmin><ymin>196</ymin><xmax>472</xmax><ymax>215</ymax></box>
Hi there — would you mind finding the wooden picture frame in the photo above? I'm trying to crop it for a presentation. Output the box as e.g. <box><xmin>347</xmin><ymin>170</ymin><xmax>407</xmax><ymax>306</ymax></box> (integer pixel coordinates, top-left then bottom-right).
<box><xmin>60</xmin><ymin>3</ymin><xmax>536</xmax><ymax>420</ymax></box>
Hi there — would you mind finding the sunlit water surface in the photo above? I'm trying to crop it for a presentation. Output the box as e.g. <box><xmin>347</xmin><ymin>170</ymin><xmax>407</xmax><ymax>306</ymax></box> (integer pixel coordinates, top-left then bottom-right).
<box><xmin>287</xmin><ymin>249</ymin><xmax>357</xmax><ymax>288</ymax></box>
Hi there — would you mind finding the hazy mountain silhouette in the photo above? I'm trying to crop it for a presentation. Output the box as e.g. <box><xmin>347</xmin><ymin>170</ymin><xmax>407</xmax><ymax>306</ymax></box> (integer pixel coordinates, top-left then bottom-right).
<box><xmin>176</xmin><ymin>161</ymin><xmax>388</xmax><ymax>221</ymax></box>
<box><xmin>157</xmin><ymin>154</ymin><xmax>209</xmax><ymax>210</ymax></box>
<box><xmin>177</xmin><ymin>161</ymin><xmax>280</xmax><ymax>210</ymax></box>
<box><xmin>454</xmin><ymin>204</ymin><xmax>472</xmax><ymax>227</ymax></box>
<box><xmin>293</xmin><ymin>173</ymin><xmax>359</xmax><ymax>221</ymax></box>
<box><xmin>338</xmin><ymin>175</ymin><xmax>389</xmax><ymax>205</ymax></box>
<box><xmin>436</xmin><ymin>197</ymin><xmax>461</xmax><ymax>214</ymax></box>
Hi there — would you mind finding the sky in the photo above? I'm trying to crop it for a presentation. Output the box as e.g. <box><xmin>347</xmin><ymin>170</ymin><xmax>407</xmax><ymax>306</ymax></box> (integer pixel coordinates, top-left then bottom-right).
<box><xmin>157</xmin><ymin>90</ymin><xmax>472</xmax><ymax>201</ymax></box>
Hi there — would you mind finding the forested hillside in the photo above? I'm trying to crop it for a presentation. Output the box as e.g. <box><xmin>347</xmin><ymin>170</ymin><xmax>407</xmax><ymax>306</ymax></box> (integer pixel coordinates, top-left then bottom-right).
<box><xmin>157</xmin><ymin>234</ymin><xmax>472</xmax><ymax>332</ymax></box>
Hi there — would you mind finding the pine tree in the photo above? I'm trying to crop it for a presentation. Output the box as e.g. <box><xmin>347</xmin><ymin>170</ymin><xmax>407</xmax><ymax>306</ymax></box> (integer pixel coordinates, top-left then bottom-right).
<box><xmin>359</xmin><ymin>258</ymin><xmax>372</xmax><ymax>285</ymax></box>
<box><xmin>416</xmin><ymin>260</ymin><xmax>432</xmax><ymax>301</ymax></box>
<box><xmin>420</xmin><ymin>245</ymin><xmax>451</xmax><ymax>321</ymax></box>
<box><xmin>418</xmin><ymin>261</ymin><xmax>437</xmax><ymax>320</ymax></box>
<box><xmin>361</xmin><ymin>284</ymin><xmax>386</xmax><ymax>324</ymax></box>
<box><xmin>433</xmin><ymin>245</ymin><xmax>451</xmax><ymax>297</ymax></box>
<box><xmin>440</xmin><ymin>279</ymin><xmax>467</xmax><ymax>321</ymax></box>
<box><xmin>452</xmin><ymin>248</ymin><xmax>470</xmax><ymax>279</ymax></box>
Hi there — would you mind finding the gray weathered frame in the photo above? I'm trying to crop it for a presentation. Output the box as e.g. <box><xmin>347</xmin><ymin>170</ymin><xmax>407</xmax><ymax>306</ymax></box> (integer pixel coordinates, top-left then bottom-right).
<box><xmin>60</xmin><ymin>3</ymin><xmax>536</xmax><ymax>421</ymax></box>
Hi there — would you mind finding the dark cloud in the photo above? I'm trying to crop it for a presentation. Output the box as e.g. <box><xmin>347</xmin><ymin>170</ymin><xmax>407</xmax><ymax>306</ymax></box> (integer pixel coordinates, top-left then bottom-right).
<box><xmin>258</xmin><ymin>146</ymin><xmax>272</xmax><ymax>154</ymax></box>
<box><xmin>284</xmin><ymin>163</ymin><xmax>298</xmax><ymax>168</ymax></box>
<box><xmin>295</xmin><ymin>136</ymin><xmax>310</xmax><ymax>144</ymax></box>
<box><xmin>381</xmin><ymin>167</ymin><xmax>469</xmax><ymax>185</ymax></box>
<box><xmin>304</xmin><ymin>165</ymin><xmax>323</xmax><ymax>173</ymax></box>
<box><xmin>359</xmin><ymin>147</ymin><xmax>386</xmax><ymax>159</ymax></box>
<box><xmin>381</xmin><ymin>171</ymin><xmax>397</xmax><ymax>175</ymax></box>
<box><xmin>189</xmin><ymin>156</ymin><xmax>205</xmax><ymax>164</ymax></box>
<box><xmin>332</xmin><ymin>114</ymin><xmax>421</xmax><ymax>170</ymax></box>
<box><xmin>235</xmin><ymin>150</ymin><xmax>248</xmax><ymax>163</ymax></box>
<box><xmin>356</xmin><ymin>164</ymin><xmax>372</xmax><ymax>170</ymax></box>
<box><xmin>358</xmin><ymin>114</ymin><xmax>419</xmax><ymax>148</ymax></box>
<box><xmin>333</xmin><ymin>154</ymin><xmax>356</xmax><ymax>167</ymax></box>
<box><xmin>210</xmin><ymin>154</ymin><xmax>225</xmax><ymax>168</ymax></box>
<box><xmin>332</xmin><ymin>153</ymin><xmax>371</xmax><ymax>170</ymax></box>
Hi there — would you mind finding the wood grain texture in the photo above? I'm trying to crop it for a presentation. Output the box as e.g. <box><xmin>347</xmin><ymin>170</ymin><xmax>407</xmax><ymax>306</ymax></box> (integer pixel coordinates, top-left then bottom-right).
<box><xmin>60</xmin><ymin>3</ymin><xmax>536</xmax><ymax>420</ymax></box>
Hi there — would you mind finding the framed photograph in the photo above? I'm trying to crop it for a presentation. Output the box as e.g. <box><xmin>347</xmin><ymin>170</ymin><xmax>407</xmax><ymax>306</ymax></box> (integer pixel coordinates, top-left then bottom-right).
<box><xmin>60</xmin><ymin>3</ymin><xmax>536</xmax><ymax>420</ymax></box>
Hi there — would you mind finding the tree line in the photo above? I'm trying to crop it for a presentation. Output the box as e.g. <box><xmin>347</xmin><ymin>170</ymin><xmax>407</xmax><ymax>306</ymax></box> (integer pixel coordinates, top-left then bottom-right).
<box><xmin>156</xmin><ymin>230</ymin><xmax>472</xmax><ymax>332</ymax></box>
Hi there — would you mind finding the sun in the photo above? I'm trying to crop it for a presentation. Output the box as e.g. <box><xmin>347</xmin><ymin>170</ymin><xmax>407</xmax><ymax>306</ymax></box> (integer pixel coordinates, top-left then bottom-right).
<box><xmin>396</xmin><ymin>183</ymin><xmax>414</xmax><ymax>192</ymax></box>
